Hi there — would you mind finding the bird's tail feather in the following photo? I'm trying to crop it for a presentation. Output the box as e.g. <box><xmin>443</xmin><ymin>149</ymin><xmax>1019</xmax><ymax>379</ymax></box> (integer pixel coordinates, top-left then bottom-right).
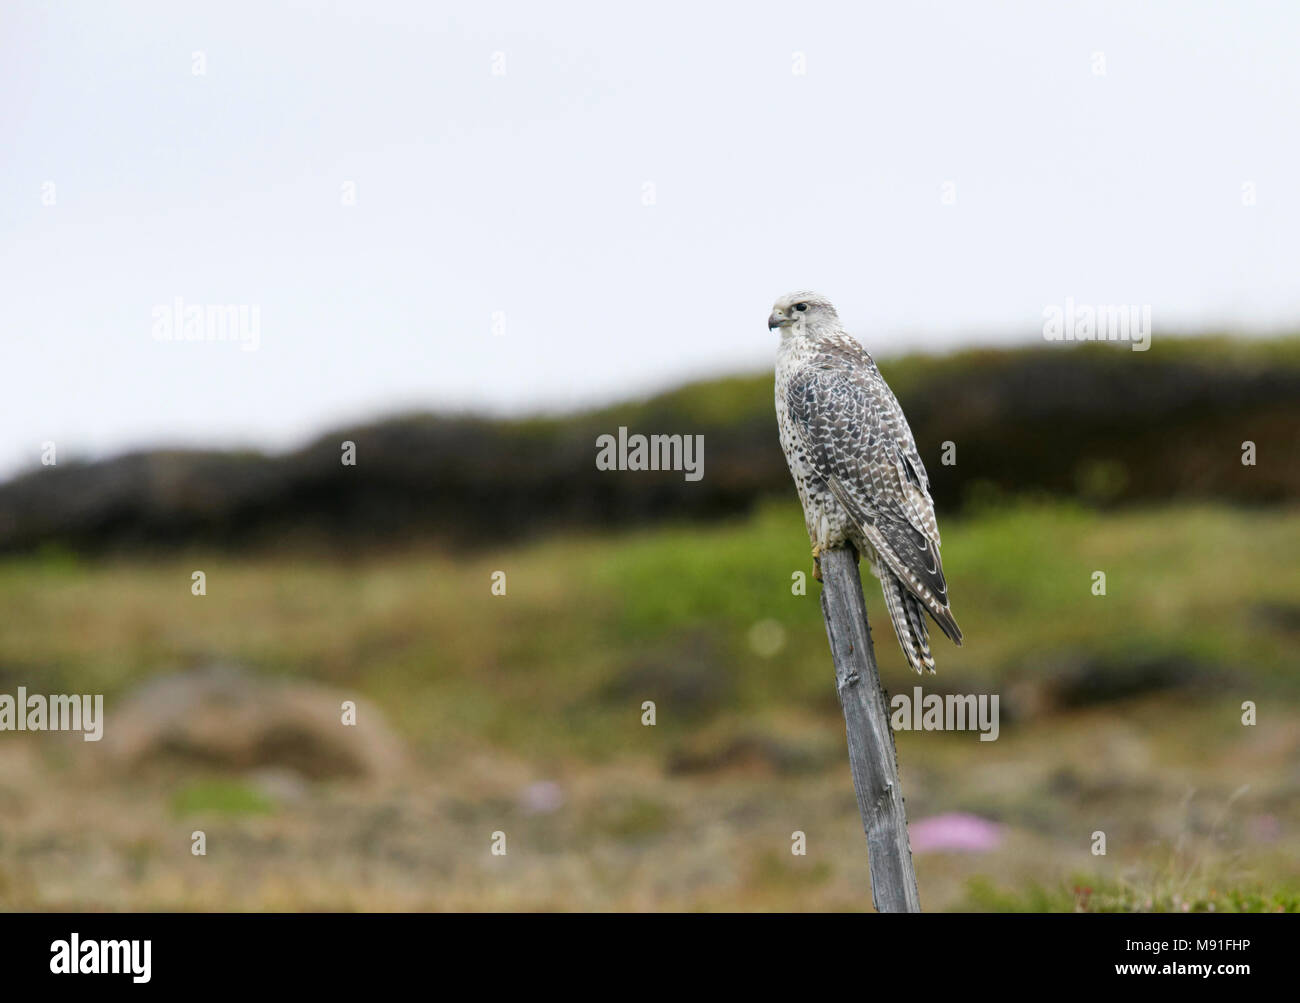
<box><xmin>879</xmin><ymin>569</ymin><xmax>935</xmax><ymax>674</ymax></box>
<box><xmin>860</xmin><ymin>521</ymin><xmax>963</xmax><ymax>647</ymax></box>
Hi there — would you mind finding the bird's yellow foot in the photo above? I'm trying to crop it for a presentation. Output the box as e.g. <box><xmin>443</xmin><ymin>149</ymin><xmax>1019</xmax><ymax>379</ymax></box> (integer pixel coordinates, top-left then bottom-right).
<box><xmin>811</xmin><ymin>543</ymin><xmax>823</xmax><ymax>581</ymax></box>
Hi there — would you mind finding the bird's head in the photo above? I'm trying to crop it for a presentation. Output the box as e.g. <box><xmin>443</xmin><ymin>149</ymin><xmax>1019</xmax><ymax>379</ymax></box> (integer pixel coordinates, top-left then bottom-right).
<box><xmin>768</xmin><ymin>291</ymin><xmax>838</xmax><ymax>335</ymax></box>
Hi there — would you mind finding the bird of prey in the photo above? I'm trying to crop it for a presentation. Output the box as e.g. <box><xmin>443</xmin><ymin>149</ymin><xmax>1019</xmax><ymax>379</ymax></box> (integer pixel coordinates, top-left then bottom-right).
<box><xmin>770</xmin><ymin>291</ymin><xmax>962</xmax><ymax>674</ymax></box>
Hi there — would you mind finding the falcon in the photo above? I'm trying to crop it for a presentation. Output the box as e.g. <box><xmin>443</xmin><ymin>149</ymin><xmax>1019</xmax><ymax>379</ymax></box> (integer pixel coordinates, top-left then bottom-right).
<box><xmin>770</xmin><ymin>291</ymin><xmax>963</xmax><ymax>674</ymax></box>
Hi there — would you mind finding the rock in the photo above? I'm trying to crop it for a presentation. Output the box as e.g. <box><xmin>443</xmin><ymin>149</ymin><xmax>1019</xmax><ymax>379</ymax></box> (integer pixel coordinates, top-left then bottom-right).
<box><xmin>100</xmin><ymin>664</ymin><xmax>404</xmax><ymax>780</ymax></box>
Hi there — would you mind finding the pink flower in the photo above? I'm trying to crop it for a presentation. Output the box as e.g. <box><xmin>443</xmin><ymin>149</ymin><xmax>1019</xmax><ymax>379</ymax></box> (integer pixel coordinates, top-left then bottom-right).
<box><xmin>910</xmin><ymin>812</ymin><xmax>1002</xmax><ymax>853</ymax></box>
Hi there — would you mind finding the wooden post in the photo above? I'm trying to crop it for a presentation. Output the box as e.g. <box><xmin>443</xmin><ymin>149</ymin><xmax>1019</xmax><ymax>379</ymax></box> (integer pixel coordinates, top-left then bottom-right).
<box><xmin>818</xmin><ymin>544</ymin><xmax>922</xmax><ymax>913</ymax></box>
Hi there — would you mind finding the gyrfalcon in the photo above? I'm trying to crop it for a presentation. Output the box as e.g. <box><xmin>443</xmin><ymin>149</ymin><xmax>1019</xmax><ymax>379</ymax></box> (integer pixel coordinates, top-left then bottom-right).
<box><xmin>771</xmin><ymin>291</ymin><xmax>963</xmax><ymax>674</ymax></box>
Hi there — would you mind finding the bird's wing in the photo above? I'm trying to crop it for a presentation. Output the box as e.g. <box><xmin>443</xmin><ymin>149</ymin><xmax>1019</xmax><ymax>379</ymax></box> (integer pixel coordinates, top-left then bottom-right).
<box><xmin>879</xmin><ymin>378</ymin><xmax>942</xmax><ymax>547</ymax></box>
<box><xmin>785</xmin><ymin>351</ymin><xmax>961</xmax><ymax>644</ymax></box>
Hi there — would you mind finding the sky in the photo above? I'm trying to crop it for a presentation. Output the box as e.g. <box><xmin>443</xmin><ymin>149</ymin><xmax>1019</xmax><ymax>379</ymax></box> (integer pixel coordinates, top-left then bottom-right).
<box><xmin>3</xmin><ymin>0</ymin><xmax>1298</xmax><ymax>479</ymax></box>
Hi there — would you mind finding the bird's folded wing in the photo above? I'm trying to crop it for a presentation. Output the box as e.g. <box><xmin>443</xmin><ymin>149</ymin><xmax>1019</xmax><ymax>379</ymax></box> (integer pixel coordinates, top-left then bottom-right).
<box><xmin>784</xmin><ymin>362</ymin><xmax>961</xmax><ymax>643</ymax></box>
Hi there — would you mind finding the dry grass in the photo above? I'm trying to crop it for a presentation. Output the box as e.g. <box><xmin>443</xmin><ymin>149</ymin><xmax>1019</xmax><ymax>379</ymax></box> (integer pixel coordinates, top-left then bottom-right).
<box><xmin>1</xmin><ymin>500</ymin><xmax>1297</xmax><ymax>910</ymax></box>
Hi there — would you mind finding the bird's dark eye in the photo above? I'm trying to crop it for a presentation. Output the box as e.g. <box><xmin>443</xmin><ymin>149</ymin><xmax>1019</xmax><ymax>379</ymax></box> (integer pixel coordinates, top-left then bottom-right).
<box><xmin>794</xmin><ymin>303</ymin><xmax>807</xmax><ymax>312</ymax></box>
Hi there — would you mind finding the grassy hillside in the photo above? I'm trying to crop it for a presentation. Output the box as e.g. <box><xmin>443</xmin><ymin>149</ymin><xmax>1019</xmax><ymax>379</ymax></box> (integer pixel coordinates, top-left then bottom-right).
<box><xmin>2</xmin><ymin>498</ymin><xmax>1297</xmax><ymax>910</ymax></box>
<box><xmin>3</xmin><ymin>336</ymin><xmax>1298</xmax><ymax>555</ymax></box>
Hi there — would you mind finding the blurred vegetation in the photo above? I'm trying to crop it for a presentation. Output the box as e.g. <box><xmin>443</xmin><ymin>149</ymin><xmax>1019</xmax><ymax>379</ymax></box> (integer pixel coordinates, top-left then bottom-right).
<box><xmin>1</xmin><ymin>335</ymin><xmax>1297</xmax><ymax>911</ymax></box>
<box><xmin>4</xmin><ymin>499</ymin><xmax>1297</xmax><ymax>749</ymax></box>
<box><xmin>1</xmin><ymin>498</ymin><xmax>1297</xmax><ymax>910</ymax></box>
<box><xmin>962</xmin><ymin>877</ymin><xmax>1300</xmax><ymax>913</ymax></box>
<box><xmin>1</xmin><ymin>336</ymin><xmax>1297</xmax><ymax>554</ymax></box>
<box><xmin>170</xmin><ymin>779</ymin><xmax>275</xmax><ymax>819</ymax></box>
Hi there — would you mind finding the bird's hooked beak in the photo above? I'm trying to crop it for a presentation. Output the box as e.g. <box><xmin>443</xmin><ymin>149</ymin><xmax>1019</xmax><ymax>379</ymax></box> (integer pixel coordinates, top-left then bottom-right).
<box><xmin>768</xmin><ymin>310</ymin><xmax>789</xmax><ymax>331</ymax></box>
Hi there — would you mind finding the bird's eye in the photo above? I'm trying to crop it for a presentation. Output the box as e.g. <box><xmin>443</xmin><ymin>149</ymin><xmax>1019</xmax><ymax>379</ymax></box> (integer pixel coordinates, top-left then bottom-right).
<box><xmin>794</xmin><ymin>303</ymin><xmax>807</xmax><ymax>312</ymax></box>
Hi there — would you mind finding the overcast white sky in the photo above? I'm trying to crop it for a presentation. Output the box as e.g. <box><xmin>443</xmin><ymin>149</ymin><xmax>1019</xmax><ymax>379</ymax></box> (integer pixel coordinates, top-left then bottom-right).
<box><xmin>3</xmin><ymin>0</ymin><xmax>1298</xmax><ymax>479</ymax></box>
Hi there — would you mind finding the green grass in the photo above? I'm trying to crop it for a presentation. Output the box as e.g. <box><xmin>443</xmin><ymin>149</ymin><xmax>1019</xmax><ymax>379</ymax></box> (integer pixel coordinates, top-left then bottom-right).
<box><xmin>1</xmin><ymin>499</ymin><xmax>1296</xmax><ymax>762</ymax></box>
<box><xmin>1</xmin><ymin>498</ymin><xmax>1297</xmax><ymax>910</ymax></box>
<box><xmin>170</xmin><ymin>779</ymin><xmax>275</xmax><ymax>818</ymax></box>
<box><xmin>962</xmin><ymin>876</ymin><xmax>1300</xmax><ymax>913</ymax></box>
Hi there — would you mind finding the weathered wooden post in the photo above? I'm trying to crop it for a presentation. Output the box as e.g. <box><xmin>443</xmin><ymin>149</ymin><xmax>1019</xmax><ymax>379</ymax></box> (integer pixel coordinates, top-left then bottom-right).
<box><xmin>818</xmin><ymin>544</ymin><xmax>922</xmax><ymax>912</ymax></box>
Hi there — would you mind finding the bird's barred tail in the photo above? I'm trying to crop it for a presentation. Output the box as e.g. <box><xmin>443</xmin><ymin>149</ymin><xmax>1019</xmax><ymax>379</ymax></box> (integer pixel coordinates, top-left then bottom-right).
<box><xmin>879</xmin><ymin>569</ymin><xmax>936</xmax><ymax>675</ymax></box>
